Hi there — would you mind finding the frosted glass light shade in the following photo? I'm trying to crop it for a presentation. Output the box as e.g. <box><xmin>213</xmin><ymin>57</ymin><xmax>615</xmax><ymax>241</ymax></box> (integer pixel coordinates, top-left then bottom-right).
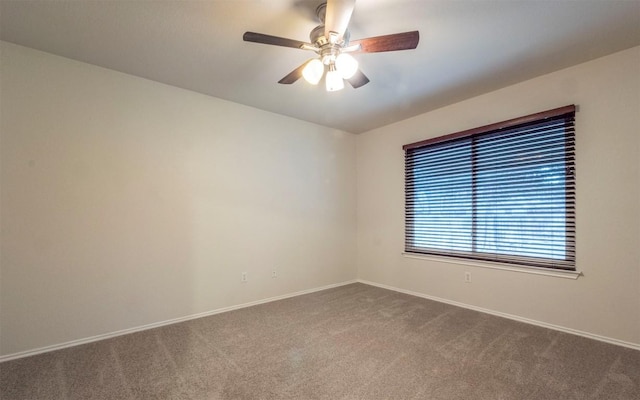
<box><xmin>325</xmin><ymin>69</ymin><xmax>344</xmax><ymax>91</ymax></box>
<box><xmin>302</xmin><ymin>59</ymin><xmax>324</xmax><ymax>85</ymax></box>
<box><xmin>335</xmin><ymin>53</ymin><xmax>358</xmax><ymax>79</ymax></box>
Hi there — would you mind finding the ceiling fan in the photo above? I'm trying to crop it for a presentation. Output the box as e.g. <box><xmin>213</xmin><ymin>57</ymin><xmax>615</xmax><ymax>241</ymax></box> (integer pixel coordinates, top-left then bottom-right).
<box><xmin>243</xmin><ymin>0</ymin><xmax>419</xmax><ymax>92</ymax></box>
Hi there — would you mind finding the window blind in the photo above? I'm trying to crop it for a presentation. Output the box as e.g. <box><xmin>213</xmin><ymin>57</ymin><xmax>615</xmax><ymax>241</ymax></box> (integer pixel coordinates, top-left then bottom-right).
<box><xmin>404</xmin><ymin>106</ymin><xmax>576</xmax><ymax>270</ymax></box>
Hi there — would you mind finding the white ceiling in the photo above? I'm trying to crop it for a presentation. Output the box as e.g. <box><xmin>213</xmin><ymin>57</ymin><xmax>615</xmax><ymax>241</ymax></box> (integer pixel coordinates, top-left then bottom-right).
<box><xmin>2</xmin><ymin>0</ymin><xmax>639</xmax><ymax>134</ymax></box>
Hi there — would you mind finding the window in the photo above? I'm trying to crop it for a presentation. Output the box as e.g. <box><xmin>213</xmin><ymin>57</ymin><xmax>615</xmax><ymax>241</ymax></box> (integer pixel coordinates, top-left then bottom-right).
<box><xmin>404</xmin><ymin>106</ymin><xmax>576</xmax><ymax>270</ymax></box>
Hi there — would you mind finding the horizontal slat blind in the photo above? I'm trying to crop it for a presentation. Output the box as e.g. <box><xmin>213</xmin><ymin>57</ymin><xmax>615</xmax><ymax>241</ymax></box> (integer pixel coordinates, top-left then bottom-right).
<box><xmin>405</xmin><ymin>107</ymin><xmax>576</xmax><ymax>270</ymax></box>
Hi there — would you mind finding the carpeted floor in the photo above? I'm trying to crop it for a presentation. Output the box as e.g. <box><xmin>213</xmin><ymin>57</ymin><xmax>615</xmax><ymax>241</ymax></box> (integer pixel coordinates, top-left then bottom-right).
<box><xmin>1</xmin><ymin>283</ymin><xmax>639</xmax><ymax>399</ymax></box>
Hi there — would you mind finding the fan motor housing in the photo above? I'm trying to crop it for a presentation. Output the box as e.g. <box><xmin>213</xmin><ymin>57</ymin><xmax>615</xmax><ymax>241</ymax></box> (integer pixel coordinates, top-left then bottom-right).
<box><xmin>310</xmin><ymin>25</ymin><xmax>328</xmax><ymax>46</ymax></box>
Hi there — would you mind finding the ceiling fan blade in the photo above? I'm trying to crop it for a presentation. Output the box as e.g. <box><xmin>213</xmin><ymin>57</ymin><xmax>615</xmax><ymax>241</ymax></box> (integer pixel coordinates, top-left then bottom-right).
<box><xmin>347</xmin><ymin>69</ymin><xmax>370</xmax><ymax>88</ymax></box>
<box><xmin>243</xmin><ymin>32</ymin><xmax>311</xmax><ymax>50</ymax></box>
<box><xmin>278</xmin><ymin>60</ymin><xmax>313</xmax><ymax>84</ymax></box>
<box><xmin>350</xmin><ymin>31</ymin><xmax>419</xmax><ymax>53</ymax></box>
<box><xmin>324</xmin><ymin>0</ymin><xmax>356</xmax><ymax>42</ymax></box>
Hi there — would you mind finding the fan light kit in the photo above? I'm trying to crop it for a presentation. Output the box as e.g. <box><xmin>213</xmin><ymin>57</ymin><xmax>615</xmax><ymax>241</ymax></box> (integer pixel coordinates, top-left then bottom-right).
<box><xmin>243</xmin><ymin>0</ymin><xmax>419</xmax><ymax>92</ymax></box>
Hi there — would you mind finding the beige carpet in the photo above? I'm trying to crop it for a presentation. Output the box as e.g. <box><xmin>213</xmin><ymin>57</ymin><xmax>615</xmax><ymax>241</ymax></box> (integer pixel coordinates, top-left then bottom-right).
<box><xmin>1</xmin><ymin>283</ymin><xmax>639</xmax><ymax>399</ymax></box>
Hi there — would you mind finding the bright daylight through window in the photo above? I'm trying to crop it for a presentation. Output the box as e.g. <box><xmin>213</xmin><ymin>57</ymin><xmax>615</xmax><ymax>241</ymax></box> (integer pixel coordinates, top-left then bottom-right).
<box><xmin>404</xmin><ymin>106</ymin><xmax>576</xmax><ymax>270</ymax></box>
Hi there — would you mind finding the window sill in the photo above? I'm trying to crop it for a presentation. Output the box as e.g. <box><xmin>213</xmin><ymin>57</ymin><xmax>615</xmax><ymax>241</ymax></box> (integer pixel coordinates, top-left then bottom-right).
<box><xmin>402</xmin><ymin>252</ymin><xmax>583</xmax><ymax>280</ymax></box>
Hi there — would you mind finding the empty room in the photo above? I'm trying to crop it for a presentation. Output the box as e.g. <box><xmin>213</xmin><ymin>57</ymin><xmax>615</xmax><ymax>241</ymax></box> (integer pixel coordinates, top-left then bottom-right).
<box><xmin>1</xmin><ymin>0</ymin><xmax>639</xmax><ymax>399</ymax></box>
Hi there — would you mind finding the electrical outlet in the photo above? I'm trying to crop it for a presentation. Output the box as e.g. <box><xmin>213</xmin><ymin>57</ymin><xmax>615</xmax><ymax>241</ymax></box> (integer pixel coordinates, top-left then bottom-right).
<box><xmin>464</xmin><ymin>272</ymin><xmax>471</xmax><ymax>283</ymax></box>
<box><xmin>271</xmin><ymin>270</ymin><xmax>277</xmax><ymax>278</ymax></box>
<box><xmin>241</xmin><ymin>272</ymin><xmax>248</xmax><ymax>283</ymax></box>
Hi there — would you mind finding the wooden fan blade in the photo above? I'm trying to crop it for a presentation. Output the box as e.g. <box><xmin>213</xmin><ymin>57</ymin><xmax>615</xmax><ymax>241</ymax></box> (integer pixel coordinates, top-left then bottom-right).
<box><xmin>243</xmin><ymin>32</ymin><xmax>311</xmax><ymax>49</ymax></box>
<box><xmin>324</xmin><ymin>0</ymin><xmax>356</xmax><ymax>41</ymax></box>
<box><xmin>278</xmin><ymin>60</ymin><xmax>313</xmax><ymax>84</ymax></box>
<box><xmin>350</xmin><ymin>31</ymin><xmax>419</xmax><ymax>53</ymax></box>
<box><xmin>347</xmin><ymin>69</ymin><xmax>370</xmax><ymax>88</ymax></box>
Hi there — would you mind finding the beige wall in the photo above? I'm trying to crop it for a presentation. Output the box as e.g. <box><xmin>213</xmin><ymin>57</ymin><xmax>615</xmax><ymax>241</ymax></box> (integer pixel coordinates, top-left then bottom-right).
<box><xmin>0</xmin><ymin>42</ymin><xmax>357</xmax><ymax>356</ymax></box>
<box><xmin>356</xmin><ymin>46</ymin><xmax>640</xmax><ymax>346</ymax></box>
<box><xmin>2</xmin><ymin>41</ymin><xmax>639</xmax><ymax>358</ymax></box>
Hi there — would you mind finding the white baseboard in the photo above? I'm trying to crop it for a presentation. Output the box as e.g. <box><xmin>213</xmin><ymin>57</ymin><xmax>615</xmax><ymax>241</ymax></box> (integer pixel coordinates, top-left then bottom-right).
<box><xmin>4</xmin><ymin>278</ymin><xmax>636</xmax><ymax>362</ymax></box>
<box><xmin>358</xmin><ymin>279</ymin><xmax>640</xmax><ymax>351</ymax></box>
<box><xmin>0</xmin><ymin>279</ymin><xmax>358</xmax><ymax>363</ymax></box>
